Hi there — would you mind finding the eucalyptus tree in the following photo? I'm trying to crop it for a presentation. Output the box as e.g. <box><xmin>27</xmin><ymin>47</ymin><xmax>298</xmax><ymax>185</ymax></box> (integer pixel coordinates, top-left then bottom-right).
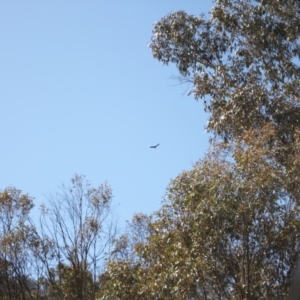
<box><xmin>38</xmin><ymin>174</ymin><xmax>116</xmax><ymax>300</ymax></box>
<box><xmin>100</xmin><ymin>142</ymin><xmax>300</xmax><ymax>299</ymax></box>
<box><xmin>0</xmin><ymin>187</ymin><xmax>37</xmax><ymax>300</ymax></box>
<box><xmin>149</xmin><ymin>0</ymin><xmax>300</xmax><ymax>170</ymax></box>
<box><xmin>99</xmin><ymin>1</ymin><xmax>300</xmax><ymax>298</ymax></box>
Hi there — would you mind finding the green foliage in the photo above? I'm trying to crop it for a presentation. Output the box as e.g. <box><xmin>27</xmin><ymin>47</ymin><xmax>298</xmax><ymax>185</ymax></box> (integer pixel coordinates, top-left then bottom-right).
<box><xmin>37</xmin><ymin>174</ymin><xmax>116</xmax><ymax>300</ymax></box>
<box><xmin>99</xmin><ymin>1</ymin><xmax>300</xmax><ymax>299</ymax></box>
<box><xmin>0</xmin><ymin>188</ymin><xmax>36</xmax><ymax>300</ymax></box>
<box><xmin>0</xmin><ymin>176</ymin><xmax>116</xmax><ymax>300</ymax></box>
<box><xmin>150</xmin><ymin>0</ymin><xmax>300</xmax><ymax>158</ymax></box>
<box><xmin>100</xmin><ymin>144</ymin><xmax>300</xmax><ymax>299</ymax></box>
<box><xmin>55</xmin><ymin>263</ymin><xmax>95</xmax><ymax>300</ymax></box>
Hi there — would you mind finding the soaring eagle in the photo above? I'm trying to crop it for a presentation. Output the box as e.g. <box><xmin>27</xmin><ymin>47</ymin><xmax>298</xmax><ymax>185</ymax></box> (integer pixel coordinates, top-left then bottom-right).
<box><xmin>150</xmin><ymin>143</ymin><xmax>160</xmax><ymax>149</ymax></box>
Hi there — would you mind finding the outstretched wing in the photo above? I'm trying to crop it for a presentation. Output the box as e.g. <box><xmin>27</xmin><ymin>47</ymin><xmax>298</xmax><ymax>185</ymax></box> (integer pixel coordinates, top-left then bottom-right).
<box><xmin>150</xmin><ymin>143</ymin><xmax>160</xmax><ymax>148</ymax></box>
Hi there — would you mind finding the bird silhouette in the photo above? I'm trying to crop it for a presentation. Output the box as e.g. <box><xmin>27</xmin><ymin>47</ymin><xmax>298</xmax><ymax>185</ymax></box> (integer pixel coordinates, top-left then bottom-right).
<box><xmin>150</xmin><ymin>143</ymin><xmax>160</xmax><ymax>148</ymax></box>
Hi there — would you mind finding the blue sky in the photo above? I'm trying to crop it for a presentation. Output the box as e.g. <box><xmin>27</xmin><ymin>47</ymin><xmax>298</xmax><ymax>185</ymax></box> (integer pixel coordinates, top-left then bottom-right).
<box><xmin>0</xmin><ymin>1</ymin><xmax>213</xmax><ymax>228</ymax></box>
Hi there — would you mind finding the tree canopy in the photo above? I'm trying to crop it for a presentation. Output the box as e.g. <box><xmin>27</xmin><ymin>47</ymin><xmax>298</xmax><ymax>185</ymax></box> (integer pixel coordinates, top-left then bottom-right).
<box><xmin>1</xmin><ymin>0</ymin><xmax>300</xmax><ymax>299</ymax></box>
<box><xmin>99</xmin><ymin>142</ymin><xmax>300</xmax><ymax>299</ymax></box>
<box><xmin>0</xmin><ymin>175</ymin><xmax>116</xmax><ymax>300</ymax></box>
<box><xmin>99</xmin><ymin>0</ymin><xmax>300</xmax><ymax>299</ymax></box>
<box><xmin>150</xmin><ymin>0</ymin><xmax>300</xmax><ymax>166</ymax></box>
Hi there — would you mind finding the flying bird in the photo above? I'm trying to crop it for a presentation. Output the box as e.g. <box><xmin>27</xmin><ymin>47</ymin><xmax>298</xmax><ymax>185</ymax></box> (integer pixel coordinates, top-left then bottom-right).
<box><xmin>150</xmin><ymin>143</ymin><xmax>160</xmax><ymax>149</ymax></box>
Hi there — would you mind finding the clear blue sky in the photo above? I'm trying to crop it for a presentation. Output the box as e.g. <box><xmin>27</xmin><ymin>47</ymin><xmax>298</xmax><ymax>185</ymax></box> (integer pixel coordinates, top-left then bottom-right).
<box><xmin>0</xmin><ymin>1</ymin><xmax>213</xmax><ymax>228</ymax></box>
